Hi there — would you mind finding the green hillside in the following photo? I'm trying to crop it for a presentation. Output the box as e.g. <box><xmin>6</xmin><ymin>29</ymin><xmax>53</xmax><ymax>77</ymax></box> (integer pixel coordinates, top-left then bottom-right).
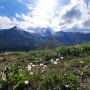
<box><xmin>0</xmin><ymin>43</ymin><xmax>90</xmax><ymax>90</ymax></box>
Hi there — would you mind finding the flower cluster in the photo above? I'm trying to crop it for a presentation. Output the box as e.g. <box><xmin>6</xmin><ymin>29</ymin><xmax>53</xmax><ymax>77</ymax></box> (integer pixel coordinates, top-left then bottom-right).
<box><xmin>50</xmin><ymin>57</ymin><xmax>64</xmax><ymax>65</ymax></box>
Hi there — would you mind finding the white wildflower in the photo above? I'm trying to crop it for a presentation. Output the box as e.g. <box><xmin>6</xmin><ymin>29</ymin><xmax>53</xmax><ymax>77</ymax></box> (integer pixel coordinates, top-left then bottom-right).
<box><xmin>30</xmin><ymin>72</ymin><xmax>33</xmax><ymax>75</ymax></box>
<box><xmin>53</xmin><ymin>61</ymin><xmax>57</xmax><ymax>64</ymax></box>
<box><xmin>61</xmin><ymin>57</ymin><xmax>63</xmax><ymax>59</ymax></box>
<box><xmin>72</xmin><ymin>49</ymin><xmax>74</xmax><ymax>51</ymax></box>
<box><xmin>1</xmin><ymin>71</ymin><xmax>6</xmax><ymax>81</ymax></box>
<box><xmin>84</xmin><ymin>65</ymin><xmax>89</xmax><ymax>69</ymax></box>
<box><xmin>65</xmin><ymin>85</ymin><xmax>69</xmax><ymax>88</ymax></box>
<box><xmin>30</xmin><ymin>63</ymin><xmax>33</xmax><ymax>65</ymax></box>
<box><xmin>79</xmin><ymin>61</ymin><xmax>84</xmax><ymax>64</ymax></box>
<box><xmin>51</xmin><ymin>59</ymin><xmax>54</xmax><ymax>62</ymax></box>
<box><xmin>32</xmin><ymin>64</ymin><xmax>36</xmax><ymax>67</ymax></box>
<box><xmin>2</xmin><ymin>74</ymin><xmax>6</xmax><ymax>81</ymax></box>
<box><xmin>43</xmin><ymin>65</ymin><xmax>47</xmax><ymax>69</ymax></box>
<box><xmin>64</xmin><ymin>73</ymin><xmax>67</xmax><ymax>76</ymax></box>
<box><xmin>5</xmin><ymin>51</ymin><xmax>8</xmax><ymax>55</ymax></box>
<box><xmin>25</xmin><ymin>80</ymin><xmax>29</xmax><ymax>84</ymax></box>
<box><xmin>40</xmin><ymin>58</ymin><xmax>42</xmax><ymax>61</ymax></box>
<box><xmin>35</xmin><ymin>61</ymin><xmax>38</xmax><ymax>62</ymax></box>
<box><xmin>40</xmin><ymin>63</ymin><xmax>43</xmax><ymax>66</ymax></box>
<box><xmin>56</xmin><ymin>58</ymin><xmax>59</xmax><ymax>61</ymax></box>
<box><xmin>27</xmin><ymin>65</ymin><xmax>31</xmax><ymax>71</ymax></box>
<box><xmin>81</xmin><ymin>48</ymin><xmax>83</xmax><ymax>51</ymax></box>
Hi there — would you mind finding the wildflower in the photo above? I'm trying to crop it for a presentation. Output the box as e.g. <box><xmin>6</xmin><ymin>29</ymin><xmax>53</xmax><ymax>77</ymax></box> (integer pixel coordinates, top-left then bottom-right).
<box><xmin>65</xmin><ymin>85</ymin><xmax>69</xmax><ymax>88</ymax></box>
<box><xmin>27</xmin><ymin>65</ymin><xmax>31</xmax><ymax>71</ymax></box>
<box><xmin>40</xmin><ymin>63</ymin><xmax>43</xmax><ymax>66</ymax></box>
<box><xmin>64</xmin><ymin>73</ymin><xmax>67</xmax><ymax>76</ymax></box>
<box><xmin>51</xmin><ymin>59</ymin><xmax>54</xmax><ymax>62</ymax></box>
<box><xmin>30</xmin><ymin>63</ymin><xmax>33</xmax><ymax>65</ymax></box>
<box><xmin>40</xmin><ymin>58</ymin><xmax>42</xmax><ymax>61</ymax></box>
<box><xmin>43</xmin><ymin>65</ymin><xmax>47</xmax><ymax>69</ymax></box>
<box><xmin>25</xmin><ymin>80</ymin><xmax>29</xmax><ymax>85</ymax></box>
<box><xmin>84</xmin><ymin>65</ymin><xmax>89</xmax><ymax>69</ymax></box>
<box><xmin>56</xmin><ymin>58</ymin><xmax>59</xmax><ymax>61</ymax></box>
<box><xmin>53</xmin><ymin>61</ymin><xmax>57</xmax><ymax>64</ymax></box>
<box><xmin>35</xmin><ymin>60</ymin><xmax>38</xmax><ymax>62</ymax></box>
<box><xmin>32</xmin><ymin>64</ymin><xmax>36</xmax><ymax>67</ymax></box>
<box><xmin>72</xmin><ymin>49</ymin><xmax>74</xmax><ymax>51</ymax></box>
<box><xmin>30</xmin><ymin>72</ymin><xmax>33</xmax><ymax>75</ymax></box>
<box><xmin>79</xmin><ymin>61</ymin><xmax>84</xmax><ymax>64</ymax></box>
<box><xmin>61</xmin><ymin>57</ymin><xmax>63</xmax><ymax>59</ymax></box>
<box><xmin>2</xmin><ymin>77</ymin><xmax>7</xmax><ymax>81</ymax></box>
<box><xmin>1</xmin><ymin>72</ymin><xmax>6</xmax><ymax>81</ymax></box>
<box><xmin>5</xmin><ymin>51</ymin><xmax>8</xmax><ymax>55</ymax></box>
<box><xmin>81</xmin><ymin>48</ymin><xmax>83</xmax><ymax>51</ymax></box>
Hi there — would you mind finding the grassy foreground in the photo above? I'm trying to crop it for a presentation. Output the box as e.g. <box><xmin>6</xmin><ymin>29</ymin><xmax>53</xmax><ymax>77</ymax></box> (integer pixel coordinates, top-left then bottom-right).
<box><xmin>0</xmin><ymin>43</ymin><xmax>90</xmax><ymax>90</ymax></box>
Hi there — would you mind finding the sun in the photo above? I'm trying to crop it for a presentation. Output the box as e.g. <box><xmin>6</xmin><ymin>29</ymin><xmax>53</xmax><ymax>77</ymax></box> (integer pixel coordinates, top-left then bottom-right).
<box><xmin>39</xmin><ymin>0</ymin><xmax>56</xmax><ymax>12</ymax></box>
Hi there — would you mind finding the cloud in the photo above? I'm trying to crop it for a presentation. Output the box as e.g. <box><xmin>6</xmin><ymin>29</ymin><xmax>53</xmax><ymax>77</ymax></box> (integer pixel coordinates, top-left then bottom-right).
<box><xmin>83</xmin><ymin>19</ymin><xmax>90</xmax><ymax>28</ymax></box>
<box><xmin>15</xmin><ymin>0</ymin><xmax>56</xmax><ymax>29</ymax></box>
<box><xmin>0</xmin><ymin>15</ymin><xmax>32</xmax><ymax>30</ymax></box>
<box><xmin>0</xmin><ymin>16</ymin><xmax>15</xmax><ymax>29</ymax></box>
<box><xmin>21</xmin><ymin>0</ymin><xmax>90</xmax><ymax>31</ymax></box>
<box><xmin>88</xmin><ymin>1</ymin><xmax>90</xmax><ymax>12</ymax></box>
<box><xmin>62</xmin><ymin>7</ymin><xmax>82</xmax><ymax>23</ymax></box>
<box><xmin>57</xmin><ymin>0</ymin><xmax>90</xmax><ymax>31</ymax></box>
<box><xmin>0</xmin><ymin>0</ymin><xmax>90</xmax><ymax>32</ymax></box>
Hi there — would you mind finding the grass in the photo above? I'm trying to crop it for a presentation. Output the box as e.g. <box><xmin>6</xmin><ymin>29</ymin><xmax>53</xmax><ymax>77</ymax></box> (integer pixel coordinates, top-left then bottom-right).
<box><xmin>0</xmin><ymin>43</ymin><xmax>90</xmax><ymax>90</ymax></box>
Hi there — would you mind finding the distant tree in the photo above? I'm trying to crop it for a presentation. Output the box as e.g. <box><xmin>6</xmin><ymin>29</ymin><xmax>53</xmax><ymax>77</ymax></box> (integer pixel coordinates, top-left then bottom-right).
<box><xmin>74</xmin><ymin>39</ymin><xmax>80</xmax><ymax>45</ymax></box>
<box><xmin>35</xmin><ymin>36</ymin><xmax>62</xmax><ymax>50</ymax></box>
<box><xmin>47</xmin><ymin>36</ymin><xmax>61</xmax><ymax>49</ymax></box>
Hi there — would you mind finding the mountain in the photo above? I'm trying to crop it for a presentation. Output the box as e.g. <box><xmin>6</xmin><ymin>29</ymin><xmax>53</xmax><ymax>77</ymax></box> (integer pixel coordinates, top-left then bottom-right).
<box><xmin>0</xmin><ymin>26</ymin><xmax>90</xmax><ymax>51</ymax></box>
<box><xmin>54</xmin><ymin>31</ymin><xmax>90</xmax><ymax>45</ymax></box>
<box><xmin>28</xmin><ymin>27</ymin><xmax>54</xmax><ymax>36</ymax></box>
<box><xmin>0</xmin><ymin>26</ymin><xmax>36</xmax><ymax>51</ymax></box>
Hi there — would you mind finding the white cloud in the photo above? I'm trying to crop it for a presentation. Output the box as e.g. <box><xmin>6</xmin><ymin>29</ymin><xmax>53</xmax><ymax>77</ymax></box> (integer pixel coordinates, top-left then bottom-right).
<box><xmin>56</xmin><ymin>0</ymin><xmax>90</xmax><ymax>31</ymax></box>
<box><xmin>27</xmin><ymin>4</ymin><xmax>34</xmax><ymax>11</ymax></box>
<box><xmin>16</xmin><ymin>13</ymin><xmax>21</xmax><ymax>18</ymax></box>
<box><xmin>88</xmin><ymin>1</ymin><xmax>90</xmax><ymax>12</ymax></box>
<box><xmin>14</xmin><ymin>0</ymin><xmax>56</xmax><ymax>29</ymax></box>
<box><xmin>0</xmin><ymin>0</ymin><xmax>90</xmax><ymax>32</ymax></box>
<box><xmin>0</xmin><ymin>16</ymin><xmax>15</xmax><ymax>29</ymax></box>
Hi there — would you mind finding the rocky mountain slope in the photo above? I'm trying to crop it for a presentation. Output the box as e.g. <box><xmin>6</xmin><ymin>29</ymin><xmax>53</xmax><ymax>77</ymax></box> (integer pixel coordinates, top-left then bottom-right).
<box><xmin>0</xmin><ymin>26</ymin><xmax>90</xmax><ymax>51</ymax></box>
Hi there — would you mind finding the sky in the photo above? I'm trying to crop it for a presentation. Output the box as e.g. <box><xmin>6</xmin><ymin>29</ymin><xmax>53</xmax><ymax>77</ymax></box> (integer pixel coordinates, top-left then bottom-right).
<box><xmin>0</xmin><ymin>0</ymin><xmax>90</xmax><ymax>32</ymax></box>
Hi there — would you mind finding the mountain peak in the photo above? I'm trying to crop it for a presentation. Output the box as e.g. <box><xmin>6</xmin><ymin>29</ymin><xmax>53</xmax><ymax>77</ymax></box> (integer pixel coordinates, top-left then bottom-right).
<box><xmin>11</xmin><ymin>26</ymin><xmax>20</xmax><ymax>30</ymax></box>
<box><xmin>29</xmin><ymin>27</ymin><xmax>54</xmax><ymax>36</ymax></box>
<box><xmin>13</xmin><ymin>26</ymin><xmax>17</xmax><ymax>28</ymax></box>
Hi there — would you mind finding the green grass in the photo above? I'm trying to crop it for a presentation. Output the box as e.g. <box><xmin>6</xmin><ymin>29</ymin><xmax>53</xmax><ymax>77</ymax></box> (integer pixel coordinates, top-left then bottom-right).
<box><xmin>0</xmin><ymin>43</ymin><xmax>90</xmax><ymax>90</ymax></box>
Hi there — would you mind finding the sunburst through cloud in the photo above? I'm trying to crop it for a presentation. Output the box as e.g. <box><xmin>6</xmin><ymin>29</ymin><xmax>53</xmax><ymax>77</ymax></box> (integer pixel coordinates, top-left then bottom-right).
<box><xmin>0</xmin><ymin>0</ymin><xmax>90</xmax><ymax>32</ymax></box>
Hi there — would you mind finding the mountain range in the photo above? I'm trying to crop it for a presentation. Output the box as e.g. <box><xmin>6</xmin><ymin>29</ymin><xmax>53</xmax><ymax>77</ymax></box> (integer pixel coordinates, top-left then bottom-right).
<box><xmin>0</xmin><ymin>26</ymin><xmax>90</xmax><ymax>51</ymax></box>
